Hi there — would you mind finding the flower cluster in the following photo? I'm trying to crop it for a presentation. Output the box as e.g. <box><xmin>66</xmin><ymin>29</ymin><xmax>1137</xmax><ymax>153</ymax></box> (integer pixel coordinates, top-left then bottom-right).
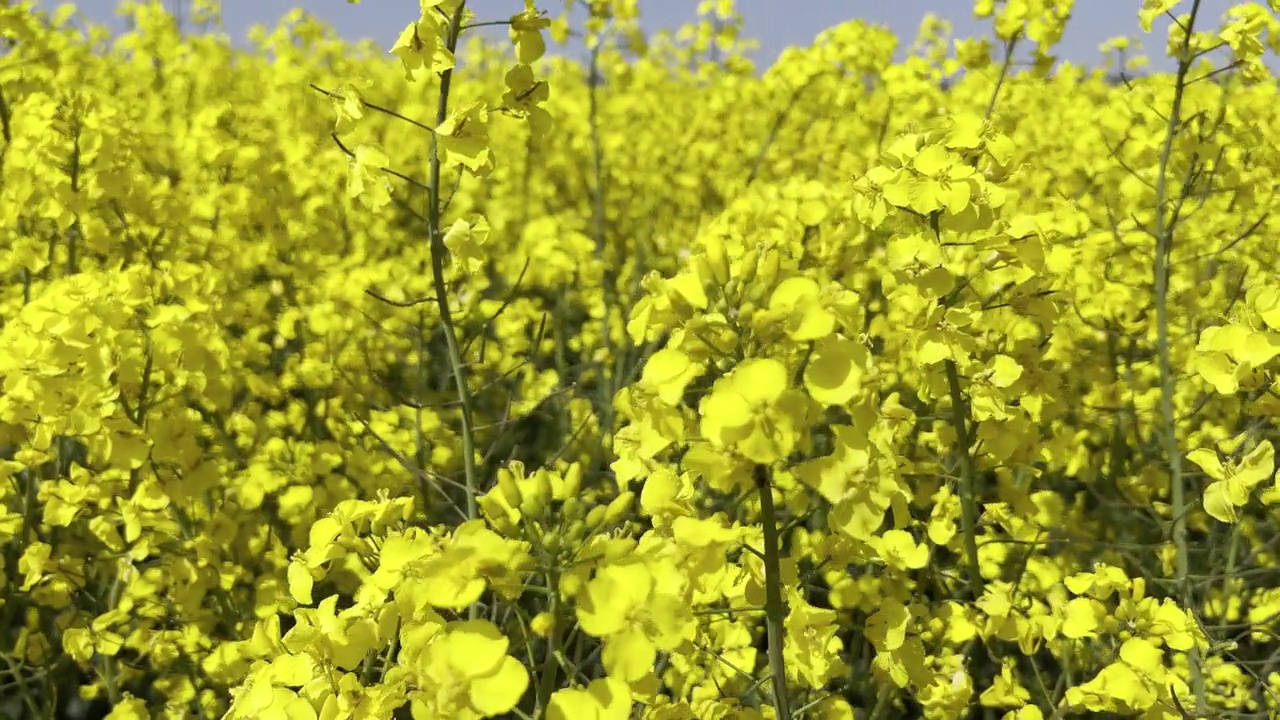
<box><xmin>2</xmin><ymin>1</ymin><xmax>1279</xmax><ymax>719</ymax></box>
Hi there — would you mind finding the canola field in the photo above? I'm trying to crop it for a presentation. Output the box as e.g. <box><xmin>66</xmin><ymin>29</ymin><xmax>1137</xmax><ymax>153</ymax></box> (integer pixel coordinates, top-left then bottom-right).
<box><xmin>2</xmin><ymin>1</ymin><xmax>1280</xmax><ymax>718</ymax></box>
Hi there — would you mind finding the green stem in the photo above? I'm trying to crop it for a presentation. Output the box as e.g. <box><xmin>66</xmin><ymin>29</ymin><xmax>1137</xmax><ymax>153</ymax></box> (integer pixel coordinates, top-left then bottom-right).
<box><xmin>754</xmin><ymin>464</ymin><xmax>792</xmax><ymax>720</ymax></box>
<box><xmin>0</xmin><ymin>653</ymin><xmax>40</xmax><ymax>720</ymax></box>
<box><xmin>867</xmin><ymin>682</ymin><xmax>895</xmax><ymax>720</ymax></box>
<box><xmin>535</xmin><ymin>569</ymin><xmax>562</xmax><ymax>718</ymax></box>
<box><xmin>586</xmin><ymin>44</ymin><xmax>616</xmax><ymax>482</ymax></box>
<box><xmin>984</xmin><ymin>36</ymin><xmax>1019</xmax><ymax>120</ymax></box>
<box><xmin>1152</xmin><ymin>0</ymin><xmax>1207</xmax><ymax>713</ymax></box>
<box><xmin>945</xmin><ymin>359</ymin><xmax>985</xmax><ymax>599</ymax></box>
<box><xmin>99</xmin><ymin>574</ymin><xmax>123</xmax><ymax>706</ymax></box>
<box><xmin>934</xmin><ymin>35</ymin><xmax>1016</xmax><ymax>610</ymax></box>
<box><xmin>414</xmin><ymin>304</ymin><xmax>433</xmax><ymax>515</ymax></box>
<box><xmin>425</xmin><ymin>4</ymin><xmax>480</xmax><ymax>545</ymax></box>
<box><xmin>1217</xmin><ymin>523</ymin><xmax>1240</xmax><ymax>638</ymax></box>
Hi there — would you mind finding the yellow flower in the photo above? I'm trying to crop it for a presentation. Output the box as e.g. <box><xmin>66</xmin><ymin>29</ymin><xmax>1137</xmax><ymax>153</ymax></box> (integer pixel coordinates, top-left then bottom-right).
<box><xmin>406</xmin><ymin>620</ymin><xmax>529</xmax><ymax>718</ymax></box>
<box><xmin>699</xmin><ymin>357</ymin><xmax>807</xmax><ymax>464</ymax></box>
<box><xmin>1187</xmin><ymin>439</ymin><xmax>1274</xmax><ymax>523</ymax></box>
<box><xmin>509</xmin><ymin>1</ymin><xmax>551</xmax><ymax>64</ymax></box>
<box><xmin>547</xmin><ymin>677</ymin><xmax>632</xmax><ymax>720</ymax></box>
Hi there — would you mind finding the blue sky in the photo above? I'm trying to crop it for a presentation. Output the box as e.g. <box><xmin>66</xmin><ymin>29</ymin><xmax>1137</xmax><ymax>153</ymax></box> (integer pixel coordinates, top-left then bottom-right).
<box><xmin>38</xmin><ymin>1</ymin><xmax>1270</xmax><ymax>72</ymax></box>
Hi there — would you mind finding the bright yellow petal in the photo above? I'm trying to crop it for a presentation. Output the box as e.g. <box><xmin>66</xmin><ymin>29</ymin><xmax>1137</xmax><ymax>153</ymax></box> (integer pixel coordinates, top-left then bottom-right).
<box><xmin>733</xmin><ymin>358</ymin><xmax>788</xmax><ymax>405</ymax></box>
<box><xmin>602</xmin><ymin>629</ymin><xmax>655</xmax><ymax>681</ymax></box>
<box><xmin>445</xmin><ymin>620</ymin><xmax>509</xmax><ymax>678</ymax></box>
<box><xmin>1203</xmin><ymin>480</ymin><xmax>1238</xmax><ymax>523</ymax></box>
<box><xmin>469</xmin><ymin>656</ymin><xmax>529</xmax><ymax>715</ymax></box>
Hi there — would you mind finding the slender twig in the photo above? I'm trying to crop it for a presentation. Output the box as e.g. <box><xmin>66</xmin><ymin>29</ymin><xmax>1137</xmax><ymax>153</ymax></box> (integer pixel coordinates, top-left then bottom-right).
<box><xmin>330</xmin><ymin>132</ymin><xmax>431</xmax><ymax>193</ymax></box>
<box><xmin>745</xmin><ymin>74</ymin><xmax>818</xmax><ymax>187</ymax></box>
<box><xmin>310</xmin><ymin>83</ymin><xmax>438</xmax><ymax>135</ymax></box>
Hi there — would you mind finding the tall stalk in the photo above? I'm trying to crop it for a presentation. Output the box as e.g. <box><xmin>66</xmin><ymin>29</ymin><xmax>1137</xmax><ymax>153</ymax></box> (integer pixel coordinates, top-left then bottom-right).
<box><xmin>945</xmin><ymin>359</ymin><xmax>985</xmax><ymax>600</ymax></box>
<box><xmin>1151</xmin><ymin>0</ymin><xmax>1207</xmax><ymax>712</ymax></box>
<box><xmin>586</xmin><ymin>44</ymin><xmax>616</xmax><ymax>482</ymax></box>
<box><xmin>754</xmin><ymin>464</ymin><xmax>793</xmax><ymax>720</ymax></box>
<box><xmin>426</xmin><ymin>5</ymin><xmax>481</xmax><ymax>560</ymax></box>
<box><xmin>941</xmin><ymin>35</ymin><xmax>1020</xmax><ymax>605</ymax></box>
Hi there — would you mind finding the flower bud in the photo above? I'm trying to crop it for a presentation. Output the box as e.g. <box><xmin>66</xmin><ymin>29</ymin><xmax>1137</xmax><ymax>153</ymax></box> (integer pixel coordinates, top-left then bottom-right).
<box><xmin>530</xmin><ymin>611</ymin><xmax>555</xmax><ymax>638</ymax></box>
<box><xmin>558</xmin><ymin>463</ymin><xmax>583</xmax><ymax>499</ymax></box>
<box><xmin>496</xmin><ymin>465</ymin><xmax>524</xmax><ymax>509</ymax></box>
<box><xmin>703</xmin><ymin>235</ymin><xmax>731</xmax><ymax>286</ymax></box>
<box><xmin>737</xmin><ymin>248</ymin><xmax>761</xmax><ymax>285</ymax></box>
<box><xmin>585</xmin><ymin>504</ymin><xmax>607</xmax><ymax>530</ymax></box>
<box><xmin>602</xmin><ymin>491</ymin><xmax>634</xmax><ymax>525</ymax></box>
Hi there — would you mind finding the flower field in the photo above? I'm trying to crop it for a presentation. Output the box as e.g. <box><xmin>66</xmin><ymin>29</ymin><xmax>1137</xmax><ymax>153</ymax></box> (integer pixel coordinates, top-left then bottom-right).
<box><xmin>3</xmin><ymin>0</ymin><xmax>1280</xmax><ymax>718</ymax></box>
